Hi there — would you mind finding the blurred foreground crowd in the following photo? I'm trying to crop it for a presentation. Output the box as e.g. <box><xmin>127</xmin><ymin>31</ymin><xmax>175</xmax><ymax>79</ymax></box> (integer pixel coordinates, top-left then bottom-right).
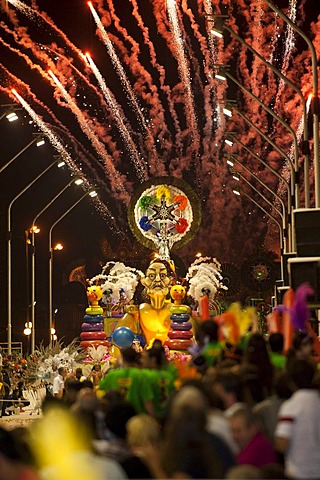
<box><xmin>1</xmin><ymin>321</ymin><xmax>320</xmax><ymax>480</ymax></box>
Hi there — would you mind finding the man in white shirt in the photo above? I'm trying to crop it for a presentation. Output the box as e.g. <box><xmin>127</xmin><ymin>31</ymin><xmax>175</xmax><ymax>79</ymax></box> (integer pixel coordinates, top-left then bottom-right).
<box><xmin>275</xmin><ymin>359</ymin><xmax>320</xmax><ymax>479</ymax></box>
<box><xmin>52</xmin><ymin>366</ymin><xmax>67</xmax><ymax>399</ymax></box>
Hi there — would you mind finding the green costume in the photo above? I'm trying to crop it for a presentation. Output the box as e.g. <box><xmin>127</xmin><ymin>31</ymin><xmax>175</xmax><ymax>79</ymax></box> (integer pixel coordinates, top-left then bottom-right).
<box><xmin>99</xmin><ymin>367</ymin><xmax>154</xmax><ymax>414</ymax></box>
<box><xmin>269</xmin><ymin>352</ymin><xmax>286</xmax><ymax>370</ymax></box>
<box><xmin>143</xmin><ymin>368</ymin><xmax>176</xmax><ymax>419</ymax></box>
<box><xmin>202</xmin><ymin>340</ymin><xmax>224</xmax><ymax>367</ymax></box>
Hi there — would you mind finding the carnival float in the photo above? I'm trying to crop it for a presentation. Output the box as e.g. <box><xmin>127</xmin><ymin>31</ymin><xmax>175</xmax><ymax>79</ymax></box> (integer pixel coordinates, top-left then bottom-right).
<box><xmin>80</xmin><ymin>177</ymin><xmax>231</xmax><ymax>360</ymax></box>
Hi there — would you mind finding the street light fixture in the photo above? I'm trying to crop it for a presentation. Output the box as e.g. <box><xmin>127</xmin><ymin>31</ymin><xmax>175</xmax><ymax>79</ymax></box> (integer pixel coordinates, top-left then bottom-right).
<box><xmin>0</xmin><ymin>104</ymin><xmax>22</xmax><ymax>122</ymax></box>
<box><xmin>0</xmin><ymin>133</ymin><xmax>45</xmax><ymax>174</ymax></box>
<box><xmin>216</xmin><ymin>68</ymin><xmax>300</xmax><ymax>208</ymax></box>
<box><xmin>208</xmin><ymin>16</ymin><xmax>311</xmax><ymax>206</ymax></box>
<box><xmin>232</xmin><ymin>186</ymin><xmax>284</xmax><ymax>280</ymax></box>
<box><xmin>6</xmin><ymin>159</ymin><xmax>61</xmax><ymax>355</ymax></box>
<box><xmin>223</xmin><ymin>104</ymin><xmax>296</xmax><ymax>209</ymax></box>
<box><xmin>226</xmin><ymin>153</ymin><xmax>289</xmax><ymax>252</ymax></box>
<box><xmin>48</xmin><ymin>189</ymin><xmax>98</xmax><ymax>344</ymax></box>
<box><xmin>262</xmin><ymin>0</ymin><xmax>319</xmax><ymax>207</ymax></box>
<box><xmin>224</xmin><ymin>132</ymin><xmax>294</xmax><ymax>252</ymax></box>
<box><xmin>6</xmin><ymin>112</ymin><xmax>19</xmax><ymax>122</ymax></box>
<box><xmin>30</xmin><ymin>177</ymin><xmax>87</xmax><ymax>353</ymax></box>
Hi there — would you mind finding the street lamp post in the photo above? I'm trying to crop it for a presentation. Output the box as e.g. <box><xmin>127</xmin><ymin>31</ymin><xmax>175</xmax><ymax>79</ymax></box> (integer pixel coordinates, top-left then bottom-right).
<box><xmin>217</xmin><ymin>69</ymin><xmax>300</xmax><ymax>208</ymax></box>
<box><xmin>0</xmin><ymin>104</ymin><xmax>21</xmax><ymax>122</ymax></box>
<box><xmin>224</xmin><ymin>104</ymin><xmax>296</xmax><ymax>214</ymax></box>
<box><xmin>0</xmin><ymin>133</ymin><xmax>45</xmax><ymax>174</ymax></box>
<box><xmin>226</xmin><ymin>154</ymin><xmax>289</xmax><ymax>252</ymax></box>
<box><xmin>209</xmin><ymin>17</ymin><xmax>310</xmax><ymax>207</ymax></box>
<box><xmin>48</xmin><ymin>190</ymin><xmax>97</xmax><ymax>343</ymax></box>
<box><xmin>232</xmin><ymin>186</ymin><xmax>284</xmax><ymax>280</ymax></box>
<box><xmin>6</xmin><ymin>159</ymin><xmax>58</xmax><ymax>355</ymax></box>
<box><xmin>263</xmin><ymin>0</ymin><xmax>319</xmax><ymax>207</ymax></box>
<box><xmin>224</xmin><ymin>133</ymin><xmax>293</xmax><ymax>251</ymax></box>
<box><xmin>30</xmin><ymin>178</ymin><xmax>84</xmax><ymax>353</ymax></box>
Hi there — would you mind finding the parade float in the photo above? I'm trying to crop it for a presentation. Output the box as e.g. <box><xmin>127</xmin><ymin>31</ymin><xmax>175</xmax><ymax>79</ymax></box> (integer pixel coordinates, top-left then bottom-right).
<box><xmin>81</xmin><ymin>178</ymin><xmax>229</xmax><ymax>361</ymax></box>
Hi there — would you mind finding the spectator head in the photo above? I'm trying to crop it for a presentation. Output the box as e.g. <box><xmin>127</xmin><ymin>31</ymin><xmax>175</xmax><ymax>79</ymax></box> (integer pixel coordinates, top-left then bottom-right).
<box><xmin>121</xmin><ymin>346</ymin><xmax>141</xmax><ymax>366</ymax></box>
<box><xmin>227</xmin><ymin>404</ymin><xmax>258</xmax><ymax>451</ymax></box>
<box><xmin>75</xmin><ymin>368</ymin><xmax>83</xmax><ymax>380</ymax></box>
<box><xmin>288</xmin><ymin>359</ymin><xmax>316</xmax><ymax>389</ymax></box>
<box><xmin>292</xmin><ymin>331</ymin><xmax>313</xmax><ymax>358</ymax></box>
<box><xmin>58</xmin><ymin>366</ymin><xmax>67</xmax><ymax>377</ymax></box>
<box><xmin>197</xmin><ymin>319</ymin><xmax>219</xmax><ymax>344</ymax></box>
<box><xmin>104</xmin><ymin>401</ymin><xmax>136</xmax><ymax>439</ymax></box>
<box><xmin>226</xmin><ymin>464</ymin><xmax>263</xmax><ymax>479</ymax></box>
<box><xmin>212</xmin><ymin>370</ymin><xmax>242</xmax><ymax>408</ymax></box>
<box><xmin>141</xmin><ymin>342</ymin><xmax>167</xmax><ymax>369</ymax></box>
<box><xmin>268</xmin><ymin>333</ymin><xmax>284</xmax><ymax>353</ymax></box>
<box><xmin>126</xmin><ymin>413</ymin><xmax>161</xmax><ymax>449</ymax></box>
<box><xmin>169</xmin><ymin>385</ymin><xmax>209</xmax><ymax>419</ymax></box>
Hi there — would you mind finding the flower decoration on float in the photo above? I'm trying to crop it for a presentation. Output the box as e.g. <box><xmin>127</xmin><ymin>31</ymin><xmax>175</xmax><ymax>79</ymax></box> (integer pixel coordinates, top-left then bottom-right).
<box><xmin>175</xmin><ymin>217</ymin><xmax>188</xmax><ymax>234</ymax></box>
<box><xmin>156</xmin><ymin>185</ymin><xmax>171</xmax><ymax>201</ymax></box>
<box><xmin>138</xmin><ymin>195</ymin><xmax>153</xmax><ymax>210</ymax></box>
<box><xmin>173</xmin><ymin>195</ymin><xmax>188</xmax><ymax>211</ymax></box>
<box><xmin>139</xmin><ymin>215</ymin><xmax>152</xmax><ymax>231</ymax></box>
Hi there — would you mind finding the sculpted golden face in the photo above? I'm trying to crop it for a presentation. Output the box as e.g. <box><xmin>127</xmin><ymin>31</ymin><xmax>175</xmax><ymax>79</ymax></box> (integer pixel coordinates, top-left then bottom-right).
<box><xmin>141</xmin><ymin>261</ymin><xmax>171</xmax><ymax>309</ymax></box>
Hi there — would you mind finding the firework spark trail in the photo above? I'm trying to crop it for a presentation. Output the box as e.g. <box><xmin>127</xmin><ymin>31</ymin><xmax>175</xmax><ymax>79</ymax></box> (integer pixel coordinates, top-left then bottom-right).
<box><xmin>48</xmin><ymin>70</ymin><xmax>129</xmax><ymax>202</ymax></box>
<box><xmin>268</xmin><ymin>13</ymin><xmax>280</xmax><ymax>65</ymax></box>
<box><xmin>181</xmin><ymin>0</ymin><xmax>217</xmax><ymax>158</ymax></box>
<box><xmin>99</xmin><ymin>0</ymin><xmax>169</xmax><ymax>173</ymax></box>
<box><xmin>166</xmin><ymin>0</ymin><xmax>200</xmax><ymax>155</ymax></box>
<box><xmin>0</xmin><ymin>37</ymin><xmax>124</xmax><ymax>203</ymax></box>
<box><xmin>88</xmin><ymin>3</ymin><xmax>146</xmax><ymax>131</ymax></box>
<box><xmin>85</xmin><ymin>53</ymin><xmax>148</xmax><ymax>182</ymax></box>
<box><xmin>4</xmin><ymin>1</ymin><xmax>129</xmax><ymax>156</ymax></box>
<box><xmin>7</xmin><ymin>0</ymin><xmax>37</xmax><ymax>19</ymax></box>
<box><xmin>0</xmin><ymin>62</ymin><xmax>115</xmax><ymax>191</ymax></box>
<box><xmin>249</xmin><ymin>0</ymin><xmax>265</xmax><ymax>96</ymax></box>
<box><xmin>128</xmin><ymin>0</ymin><xmax>183</xmax><ymax>155</ymax></box>
<box><xmin>1</xmin><ymin>18</ymin><xmax>128</xmax><ymax>185</ymax></box>
<box><xmin>8</xmin><ymin>0</ymin><xmax>84</xmax><ymax>59</ymax></box>
<box><xmin>88</xmin><ymin>2</ymin><xmax>162</xmax><ymax>176</ymax></box>
<box><xmin>7</xmin><ymin>87</ymin><xmax>121</xmax><ymax>228</ymax></box>
<box><xmin>0</xmin><ymin>31</ymin><xmax>52</xmax><ymax>79</ymax></box>
<box><xmin>274</xmin><ymin>0</ymin><xmax>297</xmax><ymax>111</ymax></box>
<box><xmin>2</xmin><ymin>9</ymin><xmax>129</xmax><ymax>148</ymax></box>
<box><xmin>201</xmin><ymin>0</ymin><xmax>225</xmax><ymax>138</ymax></box>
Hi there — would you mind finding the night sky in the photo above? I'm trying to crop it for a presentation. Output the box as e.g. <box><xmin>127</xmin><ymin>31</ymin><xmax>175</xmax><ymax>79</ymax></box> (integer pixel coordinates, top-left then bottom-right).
<box><xmin>0</xmin><ymin>0</ymin><xmax>319</xmax><ymax>347</ymax></box>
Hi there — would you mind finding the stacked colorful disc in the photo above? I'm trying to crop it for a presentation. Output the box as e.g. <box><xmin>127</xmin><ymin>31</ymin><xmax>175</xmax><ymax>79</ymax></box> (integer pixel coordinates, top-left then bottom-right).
<box><xmin>80</xmin><ymin>304</ymin><xmax>109</xmax><ymax>349</ymax></box>
<box><xmin>164</xmin><ymin>304</ymin><xmax>193</xmax><ymax>351</ymax></box>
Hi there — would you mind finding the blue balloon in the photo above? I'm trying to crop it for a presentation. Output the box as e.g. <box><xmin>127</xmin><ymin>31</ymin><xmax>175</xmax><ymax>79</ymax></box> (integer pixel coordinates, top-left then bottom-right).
<box><xmin>112</xmin><ymin>326</ymin><xmax>134</xmax><ymax>348</ymax></box>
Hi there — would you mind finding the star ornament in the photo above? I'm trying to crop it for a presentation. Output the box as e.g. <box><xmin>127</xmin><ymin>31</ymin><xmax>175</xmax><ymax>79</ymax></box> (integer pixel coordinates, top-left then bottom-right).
<box><xmin>149</xmin><ymin>195</ymin><xmax>178</xmax><ymax>223</ymax></box>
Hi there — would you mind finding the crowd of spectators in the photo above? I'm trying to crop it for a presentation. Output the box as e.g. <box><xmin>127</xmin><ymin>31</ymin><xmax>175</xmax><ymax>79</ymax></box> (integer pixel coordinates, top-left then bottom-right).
<box><xmin>0</xmin><ymin>323</ymin><xmax>320</xmax><ymax>479</ymax></box>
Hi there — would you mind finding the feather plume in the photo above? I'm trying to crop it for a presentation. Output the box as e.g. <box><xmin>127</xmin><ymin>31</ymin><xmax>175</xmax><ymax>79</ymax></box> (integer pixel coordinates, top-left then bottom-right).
<box><xmin>291</xmin><ymin>283</ymin><xmax>314</xmax><ymax>330</ymax></box>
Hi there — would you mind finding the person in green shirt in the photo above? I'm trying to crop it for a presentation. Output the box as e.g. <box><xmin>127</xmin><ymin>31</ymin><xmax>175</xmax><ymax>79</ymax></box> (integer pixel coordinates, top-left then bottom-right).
<box><xmin>268</xmin><ymin>333</ymin><xmax>287</xmax><ymax>370</ymax></box>
<box><xmin>140</xmin><ymin>341</ymin><xmax>176</xmax><ymax>419</ymax></box>
<box><xmin>197</xmin><ymin>319</ymin><xmax>224</xmax><ymax>368</ymax></box>
<box><xmin>98</xmin><ymin>347</ymin><xmax>155</xmax><ymax>415</ymax></box>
